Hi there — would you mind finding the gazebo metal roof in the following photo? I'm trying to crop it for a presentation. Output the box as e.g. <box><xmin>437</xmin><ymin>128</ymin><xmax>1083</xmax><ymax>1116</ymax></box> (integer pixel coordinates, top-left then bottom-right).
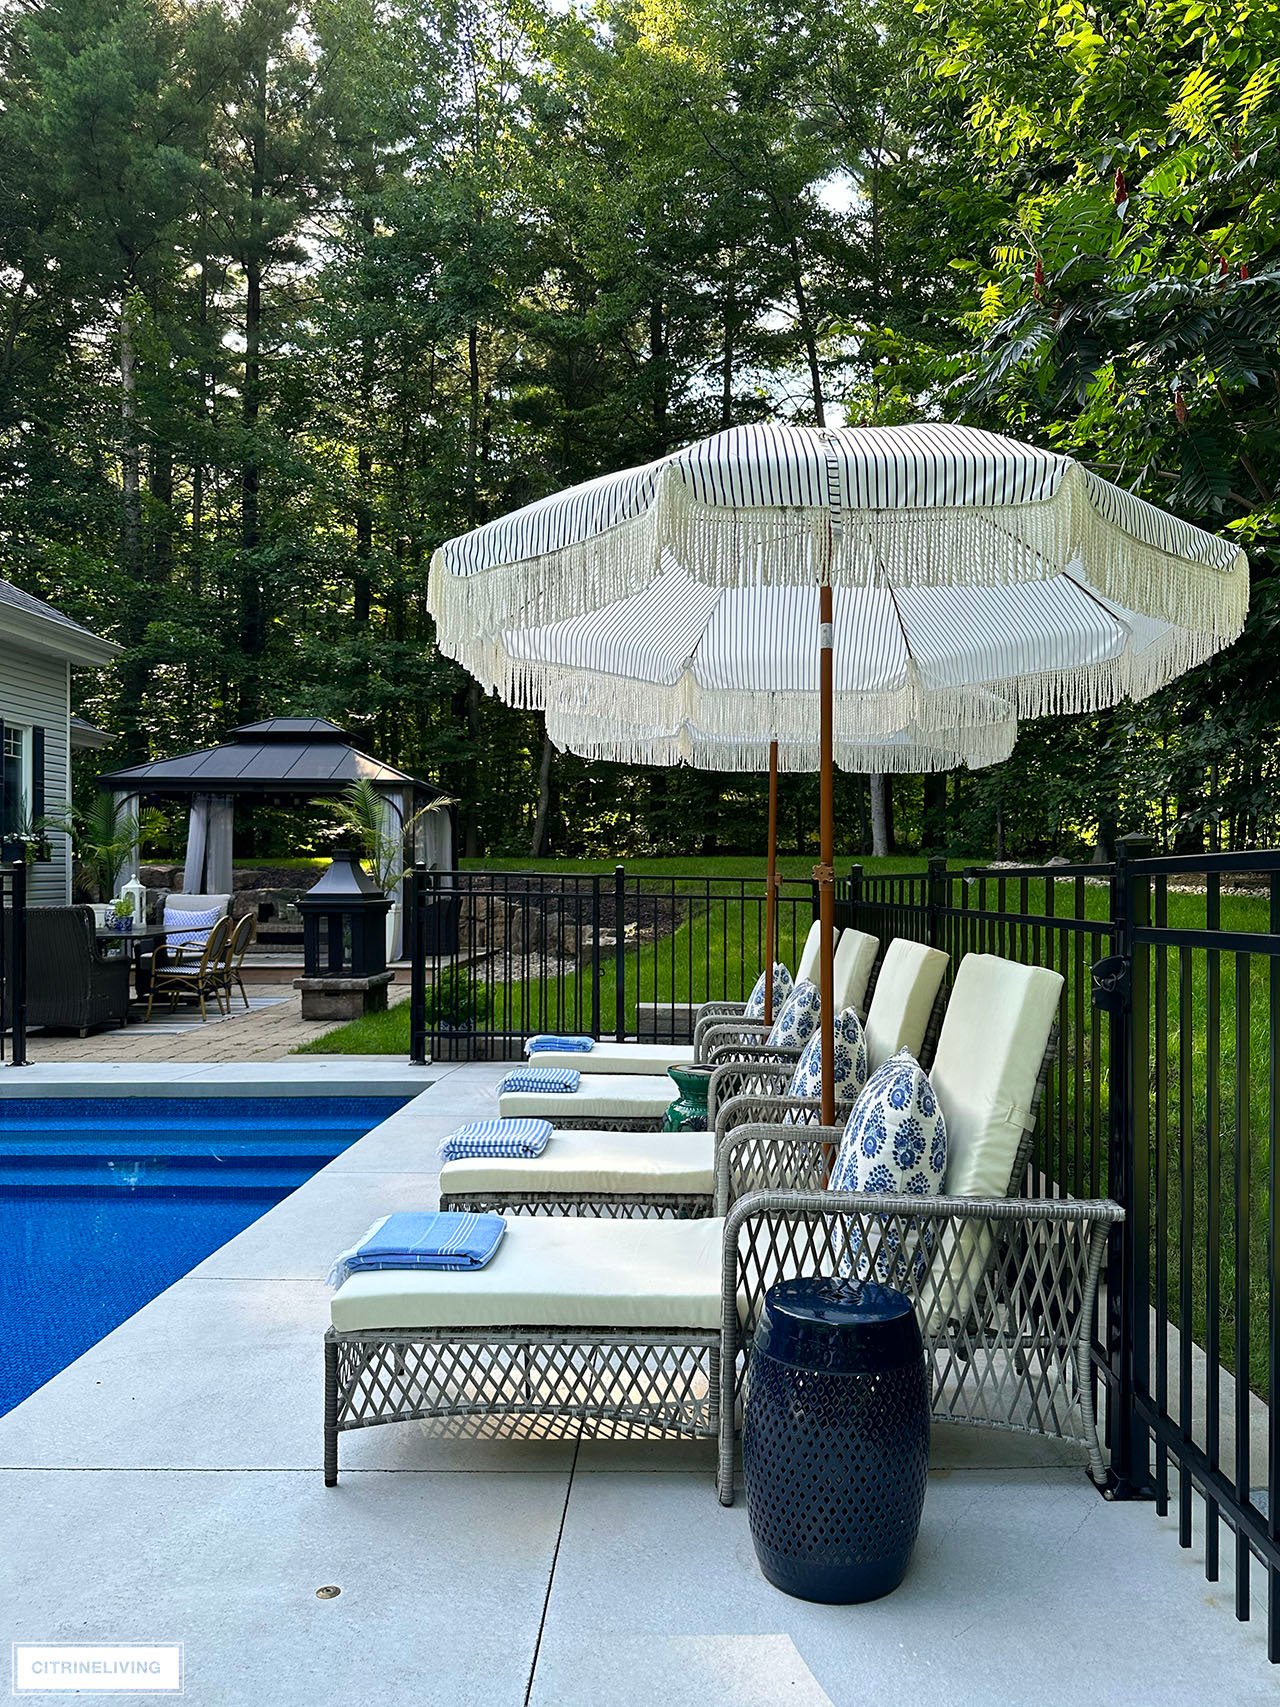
<box><xmin>99</xmin><ymin>718</ymin><xmax>444</xmax><ymax>801</ymax></box>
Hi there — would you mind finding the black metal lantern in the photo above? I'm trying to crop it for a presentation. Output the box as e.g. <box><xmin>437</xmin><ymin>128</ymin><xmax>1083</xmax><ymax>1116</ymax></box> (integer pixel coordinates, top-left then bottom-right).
<box><xmin>297</xmin><ymin>849</ymin><xmax>391</xmax><ymax>980</ymax></box>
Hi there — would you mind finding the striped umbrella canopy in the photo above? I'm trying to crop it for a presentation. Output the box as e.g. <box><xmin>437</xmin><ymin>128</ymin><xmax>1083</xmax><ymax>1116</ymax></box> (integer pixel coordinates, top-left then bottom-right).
<box><xmin>429</xmin><ymin>421</ymin><xmax>1248</xmax><ymax>1116</ymax></box>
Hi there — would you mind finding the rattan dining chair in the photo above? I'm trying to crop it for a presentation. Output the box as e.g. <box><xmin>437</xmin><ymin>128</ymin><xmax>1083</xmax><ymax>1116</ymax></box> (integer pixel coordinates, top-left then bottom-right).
<box><xmin>221</xmin><ymin>913</ymin><xmax>257</xmax><ymax>1012</ymax></box>
<box><xmin>146</xmin><ymin>914</ymin><xmax>233</xmax><ymax>1021</ymax></box>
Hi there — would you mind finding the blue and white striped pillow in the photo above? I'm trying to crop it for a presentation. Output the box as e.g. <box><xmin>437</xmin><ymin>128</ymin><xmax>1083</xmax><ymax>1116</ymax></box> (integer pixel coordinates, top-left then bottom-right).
<box><xmin>162</xmin><ymin>904</ymin><xmax>222</xmax><ymax>949</ymax></box>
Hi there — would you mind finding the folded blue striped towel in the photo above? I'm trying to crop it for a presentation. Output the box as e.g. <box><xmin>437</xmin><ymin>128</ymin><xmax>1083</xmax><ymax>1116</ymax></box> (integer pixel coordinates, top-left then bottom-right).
<box><xmin>326</xmin><ymin>1211</ymin><xmax>505</xmax><ymax>1286</ymax></box>
<box><xmin>497</xmin><ymin>1066</ymin><xmax>581</xmax><ymax>1094</ymax></box>
<box><xmin>526</xmin><ymin>1034</ymin><xmax>595</xmax><ymax>1054</ymax></box>
<box><xmin>438</xmin><ymin>1118</ymin><xmax>553</xmax><ymax>1163</ymax></box>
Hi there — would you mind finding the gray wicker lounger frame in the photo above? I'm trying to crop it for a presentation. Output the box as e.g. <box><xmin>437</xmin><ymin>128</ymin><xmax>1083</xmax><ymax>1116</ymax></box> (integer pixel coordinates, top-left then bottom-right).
<box><xmin>441</xmin><ymin>1063</ymin><xmax>851</xmax><ymax>1219</ymax></box>
<box><xmin>327</xmin><ymin>1022</ymin><xmax>1120</xmax><ymax>1490</ymax></box>
<box><xmin>323</xmin><ymin>1189</ymin><xmax>1120</xmax><ymax>1490</ymax></box>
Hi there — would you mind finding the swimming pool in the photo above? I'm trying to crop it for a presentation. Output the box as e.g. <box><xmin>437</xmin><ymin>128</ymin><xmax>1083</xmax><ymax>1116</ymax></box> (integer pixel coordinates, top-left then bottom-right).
<box><xmin>0</xmin><ymin>1094</ymin><xmax>412</xmax><ymax>1416</ymax></box>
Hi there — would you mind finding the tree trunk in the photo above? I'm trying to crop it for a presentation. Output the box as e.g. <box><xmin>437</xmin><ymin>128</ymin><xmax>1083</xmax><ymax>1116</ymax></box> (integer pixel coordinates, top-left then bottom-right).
<box><xmin>922</xmin><ymin>774</ymin><xmax>947</xmax><ymax>850</ymax></box>
<box><xmin>649</xmin><ymin>293</ymin><xmax>667</xmax><ymax>451</ymax></box>
<box><xmin>720</xmin><ymin>265</ymin><xmax>736</xmax><ymax>428</ymax></box>
<box><xmin>116</xmin><ymin>298</ymin><xmax>148</xmax><ymax>760</ymax></box>
<box><xmin>239</xmin><ymin>60</ymin><xmax>267</xmax><ymax>721</ymax></box>
<box><xmin>788</xmin><ymin>234</ymin><xmax>825</xmax><ymax>427</ymax></box>
<box><xmin>530</xmin><ymin>729</ymin><xmax>555</xmax><ymax>857</ymax></box>
<box><xmin>869</xmin><ymin>773</ymin><xmax>891</xmax><ymax>857</ymax></box>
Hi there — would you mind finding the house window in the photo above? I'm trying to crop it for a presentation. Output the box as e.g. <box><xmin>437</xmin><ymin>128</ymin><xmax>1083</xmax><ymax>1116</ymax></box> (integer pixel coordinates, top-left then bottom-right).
<box><xmin>2</xmin><ymin>724</ymin><xmax>28</xmax><ymax>837</ymax></box>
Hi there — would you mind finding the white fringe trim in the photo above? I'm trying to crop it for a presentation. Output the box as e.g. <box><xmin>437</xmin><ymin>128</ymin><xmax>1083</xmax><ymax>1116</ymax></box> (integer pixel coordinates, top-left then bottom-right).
<box><xmin>544</xmin><ymin>710</ymin><xmax>1016</xmax><ymax>773</ymax></box>
<box><xmin>442</xmin><ymin>616</ymin><xmax>1233</xmax><ymax>737</ymax></box>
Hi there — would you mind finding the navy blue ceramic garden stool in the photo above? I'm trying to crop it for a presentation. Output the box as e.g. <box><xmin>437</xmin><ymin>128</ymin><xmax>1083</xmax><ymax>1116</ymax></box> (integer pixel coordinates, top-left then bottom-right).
<box><xmin>743</xmin><ymin>1275</ymin><xmax>930</xmax><ymax>1604</ymax></box>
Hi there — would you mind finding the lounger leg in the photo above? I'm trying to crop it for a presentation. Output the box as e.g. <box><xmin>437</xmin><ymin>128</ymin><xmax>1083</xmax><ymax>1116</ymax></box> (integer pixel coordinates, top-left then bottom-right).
<box><xmin>716</xmin><ymin>1340</ymin><xmax>735</xmax><ymax>1506</ymax></box>
<box><xmin>324</xmin><ymin>1337</ymin><xmax>339</xmax><ymax>1486</ymax></box>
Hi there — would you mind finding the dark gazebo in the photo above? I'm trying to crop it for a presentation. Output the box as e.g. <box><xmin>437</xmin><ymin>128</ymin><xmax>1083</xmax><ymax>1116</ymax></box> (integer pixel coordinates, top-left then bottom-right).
<box><xmin>99</xmin><ymin>718</ymin><xmax>453</xmax><ymax>956</ymax></box>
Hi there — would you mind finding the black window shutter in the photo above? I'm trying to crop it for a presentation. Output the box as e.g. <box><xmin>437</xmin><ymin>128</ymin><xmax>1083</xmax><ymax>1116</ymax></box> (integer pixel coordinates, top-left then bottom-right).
<box><xmin>0</xmin><ymin>717</ymin><xmax>7</xmax><ymax>838</ymax></box>
<box><xmin>32</xmin><ymin>726</ymin><xmax>45</xmax><ymax>824</ymax></box>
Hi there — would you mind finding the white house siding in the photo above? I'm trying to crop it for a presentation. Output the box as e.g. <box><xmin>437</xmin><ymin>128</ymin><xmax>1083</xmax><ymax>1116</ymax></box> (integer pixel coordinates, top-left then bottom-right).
<box><xmin>0</xmin><ymin>642</ymin><xmax>71</xmax><ymax>905</ymax></box>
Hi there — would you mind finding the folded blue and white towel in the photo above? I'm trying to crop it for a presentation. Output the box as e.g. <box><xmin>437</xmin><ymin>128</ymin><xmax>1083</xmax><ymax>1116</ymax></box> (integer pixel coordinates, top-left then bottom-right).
<box><xmin>438</xmin><ymin>1118</ymin><xmax>553</xmax><ymax>1163</ymax></box>
<box><xmin>526</xmin><ymin>1034</ymin><xmax>595</xmax><ymax>1054</ymax></box>
<box><xmin>326</xmin><ymin>1211</ymin><xmax>505</xmax><ymax>1287</ymax></box>
<box><xmin>496</xmin><ymin>1066</ymin><xmax>581</xmax><ymax>1095</ymax></box>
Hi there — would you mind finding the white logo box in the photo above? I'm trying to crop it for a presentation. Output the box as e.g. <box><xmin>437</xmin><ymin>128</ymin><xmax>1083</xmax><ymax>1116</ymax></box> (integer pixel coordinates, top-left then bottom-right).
<box><xmin>12</xmin><ymin>1645</ymin><xmax>183</xmax><ymax>1695</ymax></box>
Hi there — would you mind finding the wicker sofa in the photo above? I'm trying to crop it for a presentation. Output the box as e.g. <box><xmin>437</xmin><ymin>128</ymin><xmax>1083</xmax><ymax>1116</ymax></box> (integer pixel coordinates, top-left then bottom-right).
<box><xmin>24</xmin><ymin>905</ymin><xmax>131</xmax><ymax>1034</ymax></box>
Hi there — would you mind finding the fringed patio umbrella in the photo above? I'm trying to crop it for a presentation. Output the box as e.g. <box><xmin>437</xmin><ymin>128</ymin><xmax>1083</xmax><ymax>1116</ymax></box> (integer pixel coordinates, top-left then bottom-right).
<box><xmin>429</xmin><ymin>422</ymin><xmax>1248</xmax><ymax>1120</ymax></box>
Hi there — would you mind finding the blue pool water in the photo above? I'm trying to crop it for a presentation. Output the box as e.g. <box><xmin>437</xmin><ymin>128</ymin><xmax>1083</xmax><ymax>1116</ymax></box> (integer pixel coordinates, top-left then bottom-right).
<box><xmin>0</xmin><ymin>1095</ymin><xmax>412</xmax><ymax>1416</ymax></box>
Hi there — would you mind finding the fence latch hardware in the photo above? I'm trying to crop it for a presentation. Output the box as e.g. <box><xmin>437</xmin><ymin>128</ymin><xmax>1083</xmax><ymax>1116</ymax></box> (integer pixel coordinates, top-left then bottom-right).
<box><xmin>1090</xmin><ymin>954</ymin><xmax>1131</xmax><ymax>1013</ymax></box>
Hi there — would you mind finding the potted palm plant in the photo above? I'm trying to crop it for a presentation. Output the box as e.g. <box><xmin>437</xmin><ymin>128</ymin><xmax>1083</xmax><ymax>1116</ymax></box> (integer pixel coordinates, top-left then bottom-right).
<box><xmin>315</xmin><ymin>780</ymin><xmax>454</xmax><ymax>959</ymax></box>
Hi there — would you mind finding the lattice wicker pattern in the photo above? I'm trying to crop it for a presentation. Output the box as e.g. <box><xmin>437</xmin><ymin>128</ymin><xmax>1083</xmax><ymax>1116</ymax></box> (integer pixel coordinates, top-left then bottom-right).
<box><xmin>707</xmin><ymin>1060</ymin><xmax>809</xmax><ymax>1124</ymax></box>
<box><xmin>718</xmin><ymin>1190</ymin><xmax>1119</xmax><ymax>1502</ymax></box>
<box><xmin>324</xmin><ymin>1327</ymin><xmax>718</xmax><ymax>1482</ymax></box>
<box><xmin>439</xmin><ymin>1190</ymin><xmax>711</xmax><ymax>1219</ymax></box>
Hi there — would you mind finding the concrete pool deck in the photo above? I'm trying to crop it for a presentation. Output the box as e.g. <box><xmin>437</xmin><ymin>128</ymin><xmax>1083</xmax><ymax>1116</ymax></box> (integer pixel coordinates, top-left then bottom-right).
<box><xmin>0</xmin><ymin>1061</ymin><xmax>1276</xmax><ymax>1705</ymax></box>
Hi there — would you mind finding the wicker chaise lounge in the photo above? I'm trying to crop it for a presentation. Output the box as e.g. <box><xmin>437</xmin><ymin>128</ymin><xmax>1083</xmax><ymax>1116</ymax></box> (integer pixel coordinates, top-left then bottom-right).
<box><xmin>327</xmin><ymin>954</ymin><xmax>1120</xmax><ymax>1492</ymax></box>
<box><xmin>519</xmin><ymin>925</ymin><xmax>877</xmax><ymax>1077</ymax></box>
<box><xmin>496</xmin><ymin>929</ymin><xmax>880</xmax><ymax>1130</ymax></box>
<box><xmin>440</xmin><ymin>939</ymin><xmax>949</xmax><ymax>1218</ymax></box>
<box><xmin>689</xmin><ymin>917</ymin><xmax>824</xmax><ymax>1056</ymax></box>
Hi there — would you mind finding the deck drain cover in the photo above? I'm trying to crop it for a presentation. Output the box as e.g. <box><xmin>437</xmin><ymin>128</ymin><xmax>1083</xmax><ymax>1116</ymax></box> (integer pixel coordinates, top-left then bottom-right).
<box><xmin>316</xmin><ymin>1585</ymin><xmax>341</xmax><ymax>1599</ymax></box>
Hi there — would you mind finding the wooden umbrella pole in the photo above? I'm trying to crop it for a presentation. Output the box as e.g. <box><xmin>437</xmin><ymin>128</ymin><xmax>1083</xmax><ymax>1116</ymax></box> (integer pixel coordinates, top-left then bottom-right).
<box><xmin>817</xmin><ymin>582</ymin><xmax>836</xmax><ymax>1126</ymax></box>
<box><xmin>764</xmin><ymin>739</ymin><xmax>779</xmax><ymax>1026</ymax></box>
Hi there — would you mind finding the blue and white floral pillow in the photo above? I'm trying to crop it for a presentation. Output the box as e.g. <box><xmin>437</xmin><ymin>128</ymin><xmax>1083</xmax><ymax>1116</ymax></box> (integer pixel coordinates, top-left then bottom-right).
<box><xmin>744</xmin><ymin>963</ymin><xmax>793</xmax><ymax>1021</ymax></box>
<box><xmin>829</xmin><ymin>1049</ymin><xmax>947</xmax><ymax>1288</ymax></box>
<box><xmin>786</xmin><ymin>1007</ymin><xmax>868</xmax><ymax>1104</ymax></box>
<box><xmin>764</xmin><ymin>979</ymin><xmax>821</xmax><ymax>1049</ymax></box>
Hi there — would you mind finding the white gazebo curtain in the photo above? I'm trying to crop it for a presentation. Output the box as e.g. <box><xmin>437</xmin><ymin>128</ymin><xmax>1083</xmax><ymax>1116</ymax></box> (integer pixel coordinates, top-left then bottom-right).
<box><xmin>181</xmin><ymin>793</ymin><xmax>234</xmax><ymax>894</ymax></box>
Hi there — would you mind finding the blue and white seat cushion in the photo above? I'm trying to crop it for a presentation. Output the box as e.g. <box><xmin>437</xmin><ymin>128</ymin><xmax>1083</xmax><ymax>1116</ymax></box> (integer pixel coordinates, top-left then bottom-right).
<box><xmin>785</xmin><ymin>1006</ymin><xmax>868</xmax><ymax>1104</ymax></box>
<box><xmin>764</xmin><ymin>979</ymin><xmax>821</xmax><ymax>1049</ymax></box>
<box><xmin>162</xmin><ymin>904</ymin><xmax>222</xmax><ymax>949</ymax></box>
<box><xmin>744</xmin><ymin>962</ymin><xmax>793</xmax><ymax>1021</ymax></box>
<box><xmin>829</xmin><ymin>1049</ymin><xmax>947</xmax><ymax>1287</ymax></box>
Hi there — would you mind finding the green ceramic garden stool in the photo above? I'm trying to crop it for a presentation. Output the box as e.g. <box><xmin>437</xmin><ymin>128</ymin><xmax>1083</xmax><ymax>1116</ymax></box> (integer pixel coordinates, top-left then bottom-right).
<box><xmin>661</xmin><ymin>1062</ymin><xmax>715</xmax><ymax>1131</ymax></box>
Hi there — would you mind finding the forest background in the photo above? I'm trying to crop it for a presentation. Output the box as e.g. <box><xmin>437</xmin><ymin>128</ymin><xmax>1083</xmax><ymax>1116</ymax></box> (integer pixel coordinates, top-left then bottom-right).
<box><xmin>3</xmin><ymin>0</ymin><xmax>1278</xmax><ymax>862</ymax></box>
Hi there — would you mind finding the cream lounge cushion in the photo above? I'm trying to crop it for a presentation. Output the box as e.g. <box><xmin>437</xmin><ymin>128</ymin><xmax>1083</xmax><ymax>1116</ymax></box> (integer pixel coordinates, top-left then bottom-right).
<box><xmin>864</xmin><ymin>940</ymin><xmax>949</xmax><ymax>1070</ymax></box>
<box><xmin>499</xmin><ymin>1073</ymin><xmax>675</xmax><ymax>1122</ymax></box>
<box><xmin>832</xmin><ymin>928</ymin><xmax>879</xmax><ymax>1018</ymax></box>
<box><xmin>925</xmin><ymin>953</ymin><xmax>1064</xmax><ymax>1326</ymax></box>
<box><xmin>521</xmin><ymin>1042</ymin><xmax>691</xmax><ymax>1076</ymax></box>
<box><xmin>931</xmin><ymin>953</ymin><xmax>1063</xmax><ymax>1198</ymax></box>
<box><xmin>329</xmin><ymin>1214</ymin><xmax>724</xmax><ymax>1332</ymax></box>
<box><xmin>440</xmin><ymin>1128</ymin><xmax>715</xmax><ymax>1196</ymax></box>
<box><xmin>794</xmin><ymin>918</ymin><xmax>828</xmax><ymax>986</ymax></box>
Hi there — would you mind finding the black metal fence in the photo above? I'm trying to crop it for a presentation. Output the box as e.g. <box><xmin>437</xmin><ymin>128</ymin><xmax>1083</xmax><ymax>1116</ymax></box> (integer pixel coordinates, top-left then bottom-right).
<box><xmin>405</xmin><ymin>846</ymin><xmax>1280</xmax><ymax>1655</ymax></box>
<box><xmin>1</xmin><ymin>858</ymin><xmax>28</xmax><ymax>1066</ymax></box>
<box><xmin>407</xmin><ymin>865</ymin><xmax>818</xmax><ymax>1060</ymax></box>
<box><xmin>846</xmin><ymin>843</ymin><xmax>1280</xmax><ymax>1660</ymax></box>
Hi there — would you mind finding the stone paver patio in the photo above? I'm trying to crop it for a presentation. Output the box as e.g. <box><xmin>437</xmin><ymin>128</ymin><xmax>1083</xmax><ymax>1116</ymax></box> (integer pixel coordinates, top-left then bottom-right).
<box><xmin>12</xmin><ymin>980</ymin><xmax>411</xmax><ymax>1065</ymax></box>
<box><xmin>0</xmin><ymin>1059</ymin><xmax>1276</xmax><ymax>1704</ymax></box>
